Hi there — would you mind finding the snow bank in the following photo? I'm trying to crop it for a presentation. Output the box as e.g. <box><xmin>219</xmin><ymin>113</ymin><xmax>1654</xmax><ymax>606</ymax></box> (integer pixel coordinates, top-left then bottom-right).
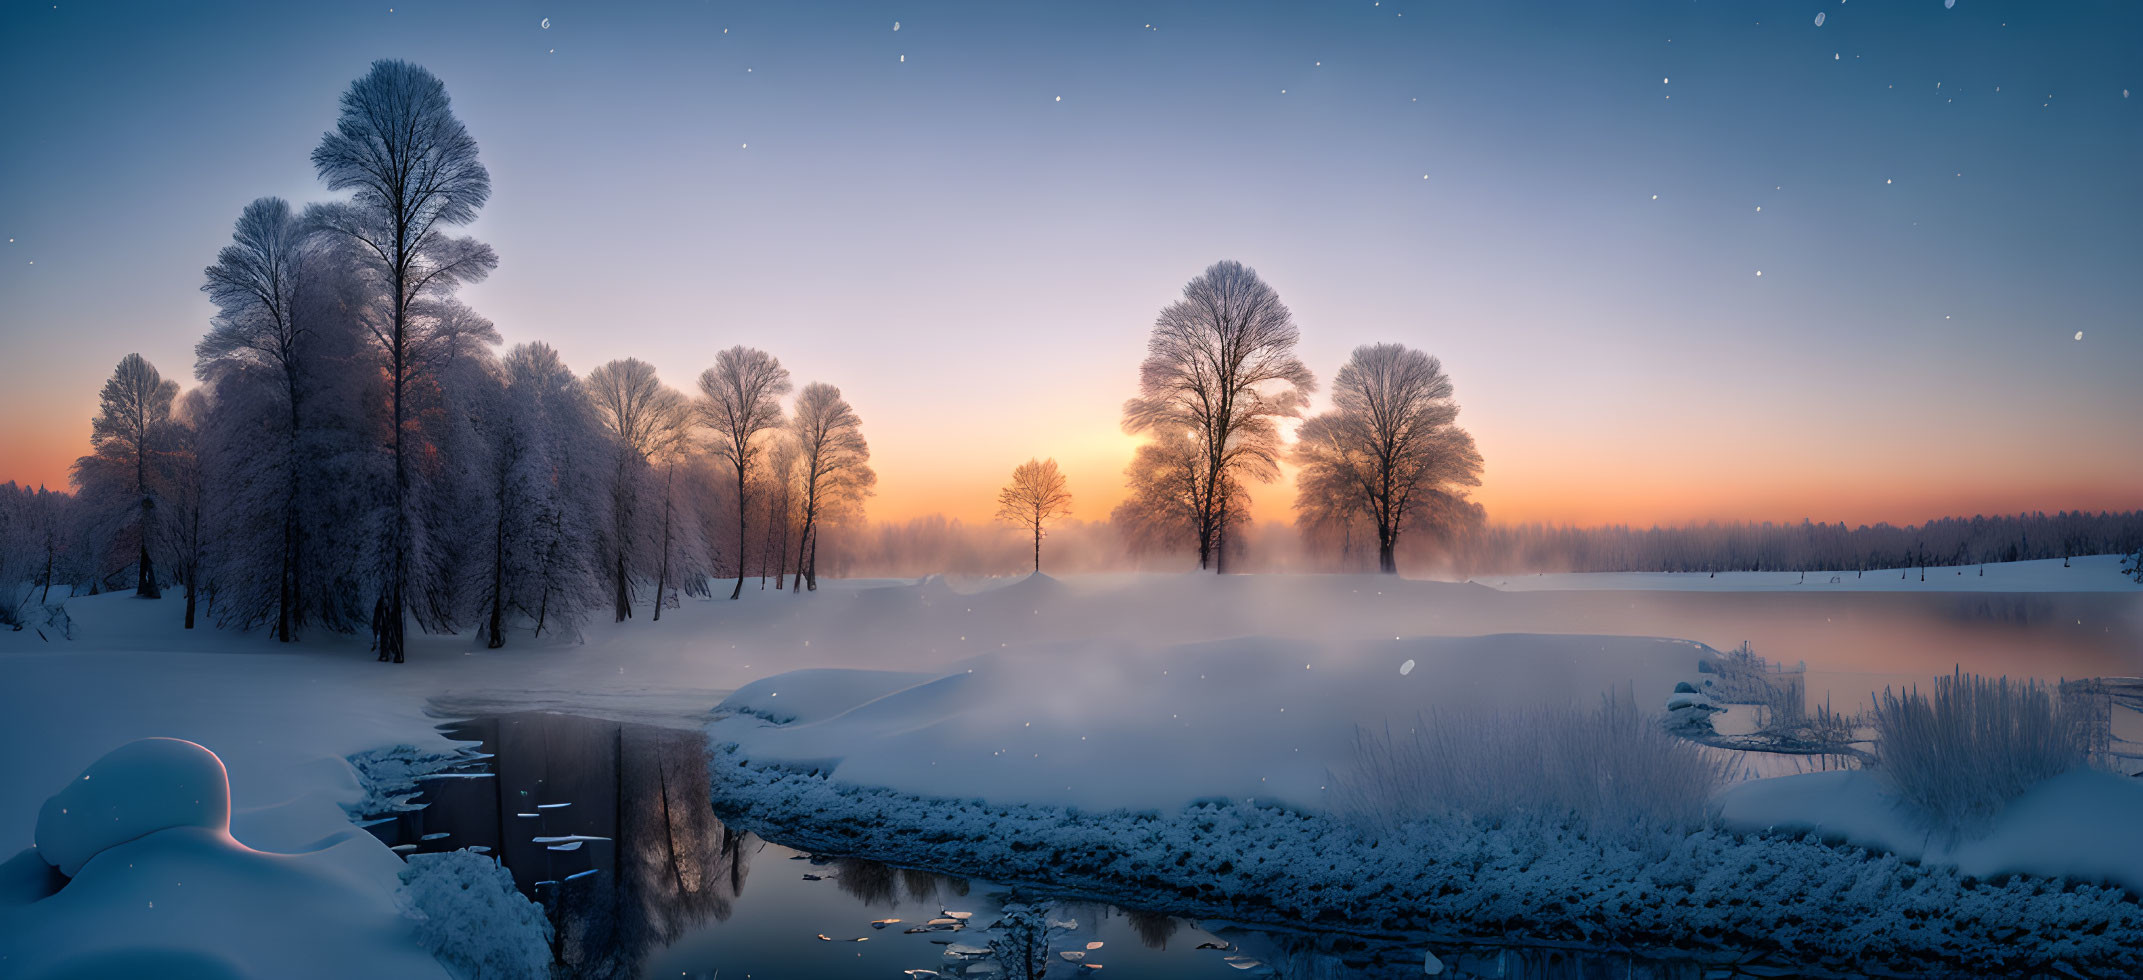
<box><xmin>1476</xmin><ymin>554</ymin><xmax>2142</xmax><ymax>593</ymax></box>
<box><xmin>35</xmin><ymin>737</ymin><xmax>231</xmax><ymax>876</ymax></box>
<box><xmin>708</xmin><ymin>750</ymin><xmax>2143</xmax><ymax>976</ymax></box>
<box><xmin>0</xmin><ymin>739</ymin><xmax>448</xmax><ymax>980</ymax></box>
<box><xmin>1718</xmin><ymin>767</ymin><xmax>2143</xmax><ymax>894</ymax></box>
<box><xmin>395</xmin><ymin>850</ymin><xmax>551</xmax><ymax>980</ymax></box>
<box><xmin>709</xmin><ymin>633</ymin><xmax>1707</xmax><ymax>813</ymax></box>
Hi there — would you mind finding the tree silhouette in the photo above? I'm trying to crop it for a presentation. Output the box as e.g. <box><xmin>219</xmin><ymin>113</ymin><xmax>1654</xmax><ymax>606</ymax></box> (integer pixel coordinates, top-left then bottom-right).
<box><xmin>996</xmin><ymin>458</ymin><xmax>1073</xmax><ymax>573</ymax></box>
<box><xmin>1123</xmin><ymin>261</ymin><xmax>1313</xmax><ymax>571</ymax></box>
<box><xmin>697</xmin><ymin>347</ymin><xmax>791</xmax><ymax>600</ymax></box>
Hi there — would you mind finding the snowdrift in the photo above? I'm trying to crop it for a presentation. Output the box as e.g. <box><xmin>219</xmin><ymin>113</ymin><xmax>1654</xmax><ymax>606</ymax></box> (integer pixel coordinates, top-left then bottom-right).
<box><xmin>0</xmin><ymin>739</ymin><xmax>449</xmax><ymax>980</ymax></box>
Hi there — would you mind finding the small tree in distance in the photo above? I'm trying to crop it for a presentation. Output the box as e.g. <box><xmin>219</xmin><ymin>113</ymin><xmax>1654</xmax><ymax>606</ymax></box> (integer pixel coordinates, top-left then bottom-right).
<box><xmin>997</xmin><ymin>458</ymin><xmax>1073</xmax><ymax>574</ymax></box>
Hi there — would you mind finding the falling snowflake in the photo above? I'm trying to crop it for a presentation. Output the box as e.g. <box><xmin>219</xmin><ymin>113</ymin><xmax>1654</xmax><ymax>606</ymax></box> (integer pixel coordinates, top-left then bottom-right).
<box><xmin>1755</xmin><ymin>270</ymin><xmax>1763</xmax><ymax>276</ymax></box>
<box><xmin>2075</xmin><ymin>331</ymin><xmax>2084</xmax><ymax>341</ymax></box>
<box><xmin>540</xmin><ymin>17</ymin><xmax>549</xmax><ymax>29</ymax></box>
<box><xmin>1814</xmin><ymin>11</ymin><xmax>1826</xmax><ymax>26</ymax></box>
<box><xmin>1399</xmin><ymin>659</ymin><xmax>1416</xmax><ymax>676</ymax></box>
<box><xmin>1945</xmin><ymin>0</ymin><xmax>1955</xmax><ymax>8</ymax></box>
<box><xmin>893</xmin><ymin>20</ymin><xmax>900</xmax><ymax>31</ymax></box>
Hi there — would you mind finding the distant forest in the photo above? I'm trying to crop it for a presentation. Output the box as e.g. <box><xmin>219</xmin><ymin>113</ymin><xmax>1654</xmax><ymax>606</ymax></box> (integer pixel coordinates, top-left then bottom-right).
<box><xmin>1438</xmin><ymin>510</ymin><xmax>2143</xmax><ymax>576</ymax></box>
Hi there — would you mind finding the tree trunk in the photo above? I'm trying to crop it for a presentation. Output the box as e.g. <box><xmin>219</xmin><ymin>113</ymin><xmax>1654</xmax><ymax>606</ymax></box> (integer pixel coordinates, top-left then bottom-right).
<box><xmin>377</xmin><ymin>271</ymin><xmax>408</xmax><ymax>663</ymax></box>
<box><xmin>614</xmin><ymin>553</ymin><xmax>632</xmax><ymax>621</ymax></box>
<box><xmin>487</xmin><ymin>495</ymin><xmax>506</xmax><ymax>649</ymax></box>
<box><xmin>1378</xmin><ymin>538</ymin><xmax>1397</xmax><ymax>575</ymax></box>
<box><xmin>183</xmin><ymin>571</ymin><xmax>197</xmax><ymax>629</ymax></box>
<box><xmin>774</xmin><ymin>501</ymin><xmax>791</xmax><ymax>591</ymax></box>
<box><xmin>1033</xmin><ymin>522</ymin><xmax>1042</xmax><ymax>573</ymax></box>
<box><xmin>805</xmin><ymin>530</ymin><xmax>820</xmax><ymax>591</ymax></box>
<box><xmin>731</xmin><ymin>460</ymin><xmax>748</xmax><ymax>600</ymax></box>
<box><xmin>654</xmin><ymin>464</ymin><xmax>674</xmax><ymax>621</ymax></box>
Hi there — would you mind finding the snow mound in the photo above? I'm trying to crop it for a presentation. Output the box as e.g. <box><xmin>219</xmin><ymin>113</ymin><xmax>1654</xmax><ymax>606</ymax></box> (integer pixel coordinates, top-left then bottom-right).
<box><xmin>396</xmin><ymin>850</ymin><xmax>552</xmax><ymax>980</ymax></box>
<box><xmin>35</xmin><ymin>737</ymin><xmax>231</xmax><ymax>876</ymax></box>
<box><xmin>1</xmin><ymin>738</ymin><xmax>449</xmax><ymax>979</ymax></box>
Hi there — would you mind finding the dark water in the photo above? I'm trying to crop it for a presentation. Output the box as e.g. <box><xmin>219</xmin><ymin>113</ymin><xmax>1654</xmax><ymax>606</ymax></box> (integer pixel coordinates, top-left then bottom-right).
<box><xmin>367</xmin><ymin>712</ymin><xmax>1749</xmax><ymax>980</ymax></box>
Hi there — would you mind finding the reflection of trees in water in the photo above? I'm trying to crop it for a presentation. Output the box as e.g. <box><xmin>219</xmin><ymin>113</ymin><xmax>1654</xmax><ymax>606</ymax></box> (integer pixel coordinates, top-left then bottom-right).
<box><xmin>1124</xmin><ymin>906</ymin><xmax>1180</xmax><ymax>949</ymax></box>
<box><xmin>830</xmin><ymin>855</ymin><xmax>968</xmax><ymax>907</ymax></box>
<box><xmin>552</xmin><ymin>724</ymin><xmax>754</xmax><ymax>979</ymax></box>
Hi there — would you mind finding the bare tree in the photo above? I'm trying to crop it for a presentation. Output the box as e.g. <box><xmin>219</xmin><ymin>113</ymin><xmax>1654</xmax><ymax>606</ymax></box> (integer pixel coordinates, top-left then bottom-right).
<box><xmin>586</xmin><ymin>358</ymin><xmax>690</xmax><ymax>621</ymax></box>
<box><xmin>697</xmin><ymin>347</ymin><xmax>791</xmax><ymax>600</ymax></box>
<box><xmin>199</xmin><ymin>196</ymin><xmax>315</xmax><ymax>641</ymax></box>
<box><xmin>996</xmin><ymin>458</ymin><xmax>1073</xmax><ymax>574</ymax></box>
<box><xmin>74</xmin><ymin>354</ymin><xmax>180</xmax><ymax>598</ymax></box>
<box><xmin>1293</xmin><ymin>344</ymin><xmax>1483</xmax><ymax>574</ymax></box>
<box><xmin>311</xmin><ymin>58</ymin><xmax>495</xmax><ymax>663</ymax></box>
<box><xmin>1123</xmin><ymin>260</ymin><xmax>1314</xmax><ymax>572</ymax></box>
<box><xmin>788</xmin><ymin>383</ymin><xmax>874</xmax><ymax>591</ymax></box>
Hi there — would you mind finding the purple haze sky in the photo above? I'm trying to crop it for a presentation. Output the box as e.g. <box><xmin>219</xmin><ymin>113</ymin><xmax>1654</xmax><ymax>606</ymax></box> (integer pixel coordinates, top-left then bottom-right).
<box><xmin>1</xmin><ymin>0</ymin><xmax>2136</xmax><ymax>527</ymax></box>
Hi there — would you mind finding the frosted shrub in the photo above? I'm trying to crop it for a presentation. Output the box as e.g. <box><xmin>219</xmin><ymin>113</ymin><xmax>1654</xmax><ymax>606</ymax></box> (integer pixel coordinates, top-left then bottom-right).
<box><xmin>988</xmin><ymin>900</ymin><xmax>1063</xmax><ymax>980</ymax></box>
<box><xmin>1871</xmin><ymin>669</ymin><xmax>2096</xmax><ymax>836</ymax></box>
<box><xmin>1328</xmin><ymin>689</ymin><xmax>1735</xmax><ymax>838</ymax></box>
<box><xmin>396</xmin><ymin>849</ymin><xmax>553</xmax><ymax>980</ymax></box>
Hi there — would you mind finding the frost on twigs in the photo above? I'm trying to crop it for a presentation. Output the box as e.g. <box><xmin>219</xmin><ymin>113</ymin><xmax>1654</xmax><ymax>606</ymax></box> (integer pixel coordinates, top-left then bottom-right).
<box><xmin>396</xmin><ymin>849</ymin><xmax>552</xmax><ymax>980</ymax></box>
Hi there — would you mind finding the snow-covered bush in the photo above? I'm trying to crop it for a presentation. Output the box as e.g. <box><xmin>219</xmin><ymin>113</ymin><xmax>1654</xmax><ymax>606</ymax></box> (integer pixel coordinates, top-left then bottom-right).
<box><xmin>396</xmin><ymin>849</ymin><xmax>553</xmax><ymax>980</ymax></box>
<box><xmin>988</xmin><ymin>900</ymin><xmax>1064</xmax><ymax>980</ymax></box>
<box><xmin>1327</xmin><ymin>689</ymin><xmax>1734</xmax><ymax>838</ymax></box>
<box><xmin>1871</xmin><ymin>669</ymin><xmax>2096</xmax><ymax>836</ymax></box>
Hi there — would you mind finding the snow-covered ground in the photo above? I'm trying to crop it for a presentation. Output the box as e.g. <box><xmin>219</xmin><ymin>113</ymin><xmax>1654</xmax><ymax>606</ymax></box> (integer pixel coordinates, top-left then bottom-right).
<box><xmin>1472</xmin><ymin>553</ymin><xmax>2141</xmax><ymax>592</ymax></box>
<box><xmin>3</xmin><ymin>562</ymin><xmax>2141</xmax><ymax>976</ymax></box>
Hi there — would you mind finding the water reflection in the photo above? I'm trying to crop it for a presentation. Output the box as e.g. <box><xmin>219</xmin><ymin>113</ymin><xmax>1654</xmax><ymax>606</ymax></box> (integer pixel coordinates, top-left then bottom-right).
<box><xmin>370</xmin><ymin>713</ymin><xmax>753</xmax><ymax>979</ymax></box>
<box><xmin>373</xmin><ymin>713</ymin><xmax>1786</xmax><ymax>979</ymax></box>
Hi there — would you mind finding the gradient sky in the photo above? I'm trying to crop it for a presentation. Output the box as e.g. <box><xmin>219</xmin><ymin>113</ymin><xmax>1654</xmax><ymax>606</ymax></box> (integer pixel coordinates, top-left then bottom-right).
<box><xmin>2</xmin><ymin>0</ymin><xmax>2137</xmax><ymax>528</ymax></box>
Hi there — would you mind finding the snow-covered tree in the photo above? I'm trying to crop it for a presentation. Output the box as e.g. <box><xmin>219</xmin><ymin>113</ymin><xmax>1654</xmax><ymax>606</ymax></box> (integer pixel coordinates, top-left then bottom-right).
<box><xmin>696</xmin><ymin>346</ymin><xmax>791</xmax><ymax>600</ymax></box>
<box><xmin>996</xmin><ymin>458</ymin><xmax>1071</xmax><ymax>574</ymax></box>
<box><xmin>73</xmin><ymin>354</ymin><xmax>180</xmax><ymax>597</ymax></box>
<box><xmin>310</xmin><ymin>59</ymin><xmax>496</xmax><ymax>663</ymax></box>
<box><xmin>0</xmin><ymin>483</ymin><xmax>78</xmax><ymax>628</ymax></box>
<box><xmin>1292</xmin><ymin>344</ymin><xmax>1483</xmax><ymax>574</ymax></box>
<box><xmin>788</xmin><ymin>383</ymin><xmax>873</xmax><ymax>590</ymax></box>
<box><xmin>198</xmin><ymin>196</ymin><xmax>315</xmax><ymax>640</ymax></box>
<box><xmin>471</xmin><ymin>343</ymin><xmax>608</xmax><ymax>646</ymax></box>
<box><xmin>153</xmin><ymin>390</ymin><xmax>211</xmax><ymax>628</ymax></box>
<box><xmin>585</xmin><ymin>358</ymin><xmax>690</xmax><ymax>621</ymax></box>
<box><xmin>1122</xmin><ymin>260</ymin><xmax>1314</xmax><ymax>572</ymax></box>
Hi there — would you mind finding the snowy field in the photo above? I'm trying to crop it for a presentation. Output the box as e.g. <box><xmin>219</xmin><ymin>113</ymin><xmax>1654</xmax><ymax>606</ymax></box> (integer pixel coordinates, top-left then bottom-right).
<box><xmin>3</xmin><ymin>562</ymin><xmax>2141</xmax><ymax>976</ymax></box>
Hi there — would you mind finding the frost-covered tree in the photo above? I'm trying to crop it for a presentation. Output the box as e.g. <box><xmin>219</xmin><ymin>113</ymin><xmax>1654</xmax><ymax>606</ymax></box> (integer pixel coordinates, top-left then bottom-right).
<box><xmin>996</xmin><ymin>458</ymin><xmax>1071</xmax><ymax>574</ymax></box>
<box><xmin>1123</xmin><ymin>261</ymin><xmax>1314</xmax><ymax>572</ymax></box>
<box><xmin>406</xmin><ymin>299</ymin><xmax>502</xmax><ymax>636</ymax></box>
<box><xmin>586</xmin><ymin>358</ymin><xmax>689</xmax><ymax>621</ymax></box>
<box><xmin>696</xmin><ymin>346</ymin><xmax>791</xmax><ymax>600</ymax></box>
<box><xmin>310</xmin><ymin>58</ymin><xmax>496</xmax><ymax>663</ymax></box>
<box><xmin>0</xmin><ymin>483</ymin><xmax>78</xmax><ymax>628</ymax></box>
<box><xmin>788</xmin><ymin>383</ymin><xmax>873</xmax><ymax>591</ymax></box>
<box><xmin>472</xmin><ymin>343</ymin><xmax>608</xmax><ymax>646</ymax></box>
<box><xmin>199</xmin><ymin>196</ymin><xmax>314</xmax><ymax>640</ymax></box>
<box><xmin>1112</xmin><ymin>434</ymin><xmax>1249</xmax><ymax>565</ymax></box>
<box><xmin>73</xmin><ymin>354</ymin><xmax>180</xmax><ymax>597</ymax></box>
<box><xmin>154</xmin><ymin>390</ymin><xmax>211</xmax><ymax>628</ymax></box>
<box><xmin>1293</xmin><ymin>344</ymin><xmax>1483</xmax><ymax>574</ymax></box>
<box><xmin>643</xmin><ymin>389</ymin><xmax>701</xmax><ymax>620</ymax></box>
